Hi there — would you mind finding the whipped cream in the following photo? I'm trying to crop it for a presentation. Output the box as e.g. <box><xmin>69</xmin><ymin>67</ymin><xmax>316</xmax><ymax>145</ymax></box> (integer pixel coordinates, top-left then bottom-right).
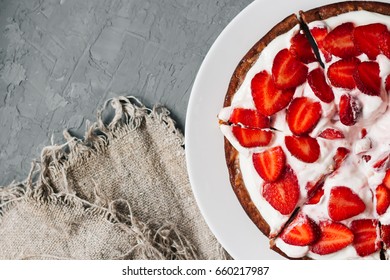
<box><xmin>219</xmin><ymin>10</ymin><xmax>390</xmax><ymax>259</ymax></box>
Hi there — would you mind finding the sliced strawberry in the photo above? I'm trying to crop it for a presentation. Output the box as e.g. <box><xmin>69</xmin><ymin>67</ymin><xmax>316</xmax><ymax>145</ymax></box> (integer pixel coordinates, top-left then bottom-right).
<box><xmin>318</xmin><ymin>128</ymin><xmax>345</xmax><ymax>140</ymax></box>
<box><xmin>386</xmin><ymin>75</ymin><xmax>390</xmax><ymax>92</ymax></box>
<box><xmin>373</xmin><ymin>155</ymin><xmax>390</xmax><ymax>170</ymax></box>
<box><xmin>311</xmin><ymin>27</ymin><xmax>332</xmax><ymax>62</ymax></box>
<box><xmin>339</xmin><ymin>94</ymin><xmax>360</xmax><ymax>126</ymax></box>
<box><xmin>322</xmin><ymin>22</ymin><xmax>361</xmax><ymax>59</ymax></box>
<box><xmin>354</xmin><ymin>61</ymin><xmax>381</xmax><ymax>96</ymax></box>
<box><xmin>328</xmin><ymin>186</ymin><xmax>366</xmax><ymax>222</ymax></box>
<box><xmin>382</xmin><ymin>169</ymin><xmax>390</xmax><ymax>189</ymax></box>
<box><xmin>229</xmin><ymin>108</ymin><xmax>270</xmax><ymax>129</ymax></box>
<box><xmin>308</xmin><ymin>68</ymin><xmax>334</xmax><ymax>103</ymax></box>
<box><xmin>232</xmin><ymin>126</ymin><xmax>273</xmax><ymax>148</ymax></box>
<box><xmin>381</xmin><ymin>224</ymin><xmax>390</xmax><ymax>248</ymax></box>
<box><xmin>311</xmin><ymin>220</ymin><xmax>354</xmax><ymax>255</ymax></box>
<box><xmin>272</xmin><ymin>48</ymin><xmax>308</xmax><ymax>90</ymax></box>
<box><xmin>376</xmin><ymin>184</ymin><xmax>390</xmax><ymax>215</ymax></box>
<box><xmin>262</xmin><ymin>165</ymin><xmax>299</xmax><ymax>215</ymax></box>
<box><xmin>333</xmin><ymin>147</ymin><xmax>350</xmax><ymax>170</ymax></box>
<box><xmin>353</xmin><ymin>23</ymin><xmax>388</xmax><ymax>59</ymax></box>
<box><xmin>327</xmin><ymin>57</ymin><xmax>360</xmax><ymax>89</ymax></box>
<box><xmin>351</xmin><ymin>219</ymin><xmax>380</xmax><ymax>257</ymax></box>
<box><xmin>307</xmin><ymin>187</ymin><xmax>325</xmax><ymax>205</ymax></box>
<box><xmin>251</xmin><ymin>71</ymin><xmax>295</xmax><ymax>116</ymax></box>
<box><xmin>379</xmin><ymin>30</ymin><xmax>390</xmax><ymax>59</ymax></box>
<box><xmin>285</xmin><ymin>135</ymin><xmax>320</xmax><ymax>163</ymax></box>
<box><xmin>253</xmin><ymin>146</ymin><xmax>286</xmax><ymax>182</ymax></box>
<box><xmin>286</xmin><ymin>97</ymin><xmax>322</xmax><ymax>135</ymax></box>
<box><xmin>280</xmin><ymin>213</ymin><xmax>320</xmax><ymax>246</ymax></box>
<box><xmin>290</xmin><ymin>32</ymin><xmax>317</xmax><ymax>64</ymax></box>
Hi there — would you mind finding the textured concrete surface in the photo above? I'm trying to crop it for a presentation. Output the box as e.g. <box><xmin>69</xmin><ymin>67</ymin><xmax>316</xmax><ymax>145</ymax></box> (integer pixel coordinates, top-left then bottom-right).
<box><xmin>0</xmin><ymin>0</ymin><xmax>252</xmax><ymax>185</ymax></box>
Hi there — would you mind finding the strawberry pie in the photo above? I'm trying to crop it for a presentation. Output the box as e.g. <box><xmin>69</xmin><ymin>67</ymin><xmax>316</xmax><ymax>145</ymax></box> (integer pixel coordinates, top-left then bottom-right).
<box><xmin>218</xmin><ymin>1</ymin><xmax>390</xmax><ymax>259</ymax></box>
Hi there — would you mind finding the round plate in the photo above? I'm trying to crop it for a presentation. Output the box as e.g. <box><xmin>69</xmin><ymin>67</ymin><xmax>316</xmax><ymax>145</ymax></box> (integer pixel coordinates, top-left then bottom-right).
<box><xmin>185</xmin><ymin>0</ymin><xmax>341</xmax><ymax>259</ymax></box>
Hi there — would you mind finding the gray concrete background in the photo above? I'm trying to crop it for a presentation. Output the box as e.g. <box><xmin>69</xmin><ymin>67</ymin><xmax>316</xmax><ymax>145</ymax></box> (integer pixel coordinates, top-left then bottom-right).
<box><xmin>0</xmin><ymin>0</ymin><xmax>252</xmax><ymax>185</ymax></box>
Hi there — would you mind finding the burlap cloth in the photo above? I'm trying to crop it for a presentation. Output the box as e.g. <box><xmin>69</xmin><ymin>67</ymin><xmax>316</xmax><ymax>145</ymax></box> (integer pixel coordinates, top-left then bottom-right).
<box><xmin>0</xmin><ymin>96</ymin><xmax>229</xmax><ymax>260</ymax></box>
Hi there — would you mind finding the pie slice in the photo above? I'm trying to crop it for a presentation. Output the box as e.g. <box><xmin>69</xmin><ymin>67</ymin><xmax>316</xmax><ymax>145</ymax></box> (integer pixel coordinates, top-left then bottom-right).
<box><xmin>218</xmin><ymin>1</ymin><xmax>390</xmax><ymax>259</ymax></box>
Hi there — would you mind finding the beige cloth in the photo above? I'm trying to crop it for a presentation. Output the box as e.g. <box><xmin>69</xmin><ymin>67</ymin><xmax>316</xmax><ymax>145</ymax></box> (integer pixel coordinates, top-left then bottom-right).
<box><xmin>0</xmin><ymin>96</ymin><xmax>229</xmax><ymax>260</ymax></box>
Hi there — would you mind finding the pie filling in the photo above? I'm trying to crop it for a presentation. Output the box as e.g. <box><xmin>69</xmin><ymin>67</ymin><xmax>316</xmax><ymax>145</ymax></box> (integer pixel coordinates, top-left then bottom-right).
<box><xmin>219</xmin><ymin>9</ymin><xmax>390</xmax><ymax>259</ymax></box>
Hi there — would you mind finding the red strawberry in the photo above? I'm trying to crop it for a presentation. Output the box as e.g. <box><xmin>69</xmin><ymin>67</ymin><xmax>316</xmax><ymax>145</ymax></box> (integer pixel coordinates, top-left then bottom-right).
<box><xmin>382</xmin><ymin>169</ymin><xmax>390</xmax><ymax>189</ymax></box>
<box><xmin>308</xmin><ymin>68</ymin><xmax>334</xmax><ymax>103</ymax></box>
<box><xmin>311</xmin><ymin>27</ymin><xmax>332</xmax><ymax>62</ymax></box>
<box><xmin>290</xmin><ymin>32</ymin><xmax>317</xmax><ymax>64</ymax></box>
<box><xmin>229</xmin><ymin>108</ymin><xmax>270</xmax><ymax>129</ymax></box>
<box><xmin>339</xmin><ymin>94</ymin><xmax>360</xmax><ymax>126</ymax></box>
<box><xmin>262</xmin><ymin>166</ymin><xmax>299</xmax><ymax>215</ymax></box>
<box><xmin>318</xmin><ymin>128</ymin><xmax>345</xmax><ymax>140</ymax></box>
<box><xmin>232</xmin><ymin>126</ymin><xmax>273</xmax><ymax>148</ymax></box>
<box><xmin>253</xmin><ymin>146</ymin><xmax>286</xmax><ymax>182</ymax></box>
<box><xmin>251</xmin><ymin>71</ymin><xmax>295</xmax><ymax>116</ymax></box>
<box><xmin>322</xmin><ymin>22</ymin><xmax>361</xmax><ymax>58</ymax></box>
<box><xmin>386</xmin><ymin>75</ymin><xmax>390</xmax><ymax>92</ymax></box>
<box><xmin>286</xmin><ymin>97</ymin><xmax>322</xmax><ymax>135</ymax></box>
<box><xmin>381</xmin><ymin>224</ymin><xmax>390</xmax><ymax>248</ymax></box>
<box><xmin>379</xmin><ymin>30</ymin><xmax>390</xmax><ymax>59</ymax></box>
<box><xmin>285</xmin><ymin>135</ymin><xmax>320</xmax><ymax>163</ymax></box>
<box><xmin>327</xmin><ymin>57</ymin><xmax>360</xmax><ymax>89</ymax></box>
<box><xmin>351</xmin><ymin>219</ymin><xmax>380</xmax><ymax>257</ymax></box>
<box><xmin>280</xmin><ymin>213</ymin><xmax>320</xmax><ymax>246</ymax></box>
<box><xmin>353</xmin><ymin>23</ymin><xmax>388</xmax><ymax>59</ymax></box>
<box><xmin>328</xmin><ymin>186</ymin><xmax>366</xmax><ymax>221</ymax></box>
<box><xmin>333</xmin><ymin>147</ymin><xmax>350</xmax><ymax>170</ymax></box>
<box><xmin>307</xmin><ymin>187</ymin><xmax>325</xmax><ymax>205</ymax></box>
<box><xmin>376</xmin><ymin>185</ymin><xmax>390</xmax><ymax>215</ymax></box>
<box><xmin>354</xmin><ymin>61</ymin><xmax>381</xmax><ymax>96</ymax></box>
<box><xmin>272</xmin><ymin>48</ymin><xmax>308</xmax><ymax>90</ymax></box>
<box><xmin>311</xmin><ymin>220</ymin><xmax>354</xmax><ymax>255</ymax></box>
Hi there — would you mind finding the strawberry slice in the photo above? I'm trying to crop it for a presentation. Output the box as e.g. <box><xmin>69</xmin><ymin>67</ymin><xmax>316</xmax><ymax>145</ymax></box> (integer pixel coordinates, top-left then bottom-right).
<box><xmin>290</xmin><ymin>32</ymin><xmax>317</xmax><ymax>64</ymax></box>
<box><xmin>328</xmin><ymin>186</ymin><xmax>366</xmax><ymax>222</ymax></box>
<box><xmin>308</xmin><ymin>68</ymin><xmax>334</xmax><ymax>103</ymax></box>
<box><xmin>280</xmin><ymin>213</ymin><xmax>320</xmax><ymax>246</ymax></box>
<box><xmin>253</xmin><ymin>146</ymin><xmax>286</xmax><ymax>183</ymax></box>
<box><xmin>251</xmin><ymin>71</ymin><xmax>295</xmax><ymax>116</ymax></box>
<box><xmin>232</xmin><ymin>126</ymin><xmax>273</xmax><ymax>148</ymax></box>
<box><xmin>322</xmin><ymin>22</ymin><xmax>361</xmax><ymax>58</ymax></box>
<box><xmin>376</xmin><ymin>184</ymin><xmax>390</xmax><ymax>215</ymax></box>
<box><xmin>229</xmin><ymin>108</ymin><xmax>270</xmax><ymax>129</ymax></box>
<box><xmin>354</xmin><ymin>61</ymin><xmax>381</xmax><ymax>96</ymax></box>
<box><xmin>318</xmin><ymin>128</ymin><xmax>345</xmax><ymax>140</ymax></box>
<box><xmin>386</xmin><ymin>75</ymin><xmax>390</xmax><ymax>92</ymax></box>
<box><xmin>373</xmin><ymin>155</ymin><xmax>390</xmax><ymax>170</ymax></box>
<box><xmin>286</xmin><ymin>97</ymin><xmax>322</xmax><ymax>135</ymax></box>
<box><xmin>272</xmin><ymin>48</ymin><xmax>308</xmax><ymax>90</ymax></box>
<box><xmin>307</xmin><ymin>187</ymin><xmax>325</xmax><ymax>205</ymax></box>
<box><xmin>285</xmin><ymin>135</ymin><xmax>320</xmax><ymax>163</ymax></box>
<box><xmin>353</xmin><ymin>23</ymin><xmax>388</xmax><ymax>60</ymax></box>
<box><xmin>382</xmin><ymin>169</ymin><xmax>390</xmax><ymax>189</ymax></box>
<box><xmin>327</xmin><ymin>57</ymin><xmax>360</xmax><ymax>89</ymax></box>
<box><xmin>379</xmin><ymin>30</ymin><xmax>390</xmax><ymax>59</ymax></box>
<box><xmin>339</xmin><ymin>94</ymin><xmax>360</xmax><ymax>126</ymax></box>
<box><xmin>310</xmin><ymin>27</ymin><xmax>332</xmax><ymax>63</ymax></box>
<box><xmin>311</xmin><ymin>220</ymin><xmax>354</xmax><ymax>255</ymax></box>
<box><xmin>381</xmin><ymin>224</ymin><xmax>390</xmax><ymax>248</ymax></box>
<box><xmin>262</xmin><ymin>165</ymin><xmax>299</xmax><ymax>215</ymax></box>
<box><xmin>351</xmin><ymin>219</ymin><xmax>380</xmax><ymax>257</ymax></box>
<box><xmin>333</xmin><ymin>147</ymin><xmax>350</xmax><ymax>170</ymax></box>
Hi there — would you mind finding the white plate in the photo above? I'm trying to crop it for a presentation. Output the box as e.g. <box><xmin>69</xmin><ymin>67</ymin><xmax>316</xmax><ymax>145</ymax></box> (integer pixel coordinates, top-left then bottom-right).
<box><xmin>185</xmin><ymin>0</ymin><xmax>342</xmax><ymax>259</ymax></box>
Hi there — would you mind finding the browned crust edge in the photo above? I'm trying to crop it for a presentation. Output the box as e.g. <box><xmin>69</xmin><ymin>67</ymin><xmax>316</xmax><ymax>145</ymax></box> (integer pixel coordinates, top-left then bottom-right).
<box><xmin>223</xmin><ymin>13</ymin><xmax>300</xmax><ymax>108</ymax></box>
<box><xmin>301</xmin><ymin>1</ymin><xmax>390</xmax><ymax>23</ymax></box>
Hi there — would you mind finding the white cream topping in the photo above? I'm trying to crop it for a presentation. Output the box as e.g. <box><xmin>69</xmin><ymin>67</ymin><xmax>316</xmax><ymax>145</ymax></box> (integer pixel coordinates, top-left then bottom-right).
<box><xmin>219</xmin><ymin>10</ymin><xmax>390</xmax><ymax>259</ymax></box>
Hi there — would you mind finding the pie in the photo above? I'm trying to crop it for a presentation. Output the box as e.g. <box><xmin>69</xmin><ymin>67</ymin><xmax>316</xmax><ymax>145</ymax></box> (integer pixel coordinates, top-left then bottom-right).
<box><xmin>218</xmin><ymin>1</ymin><xmax>390</xmax><ymax>259</ymax></box>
